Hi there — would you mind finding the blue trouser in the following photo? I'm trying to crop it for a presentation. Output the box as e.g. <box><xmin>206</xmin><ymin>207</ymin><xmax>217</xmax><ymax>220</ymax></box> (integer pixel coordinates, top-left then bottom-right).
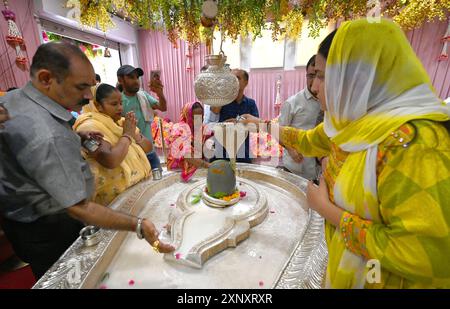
<box><xmin>146</xmin><ymin>150</ymin><xmax>162</xmax><ymax>170</ymax></box>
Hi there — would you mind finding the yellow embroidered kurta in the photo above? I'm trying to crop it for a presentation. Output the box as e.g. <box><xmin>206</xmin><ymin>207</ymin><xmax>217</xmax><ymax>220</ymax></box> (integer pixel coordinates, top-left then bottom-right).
<box><xmin>281</xmin><ymin>120</ymin><xmax>450</xmax><ymax>288</ymax></box>
<box><xmin>73</xmin><ymin>112</ymin><xmax>151</xmax><ymax>206</ymax></box>
<box><xmin>278</xmin><ymin>18</ymin><xmax>450</xmax><ymax>288</ymax></box>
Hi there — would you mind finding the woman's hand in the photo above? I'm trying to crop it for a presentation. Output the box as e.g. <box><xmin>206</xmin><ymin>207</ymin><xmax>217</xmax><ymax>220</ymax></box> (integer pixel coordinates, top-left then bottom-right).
<box><xmin>306</xmin><ymin>176</ymin><xmax>330</xmax><ymax>213</ymax></box>
<box><xmin>306</xmin><ymin>174</ymin><xmax>343</xmax><ymax>227</ymax></box>
<box><xmin>123</xmin><ymin>112</ymin><xmax>137</xmax><ymax>137</ymax></box>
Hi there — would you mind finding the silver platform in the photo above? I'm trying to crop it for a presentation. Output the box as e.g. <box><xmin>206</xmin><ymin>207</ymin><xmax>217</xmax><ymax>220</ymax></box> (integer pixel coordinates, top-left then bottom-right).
<box><xmin>32</xmin><ymin>164</ymin><xmax>327</xmax><ymax>289</ymax></box>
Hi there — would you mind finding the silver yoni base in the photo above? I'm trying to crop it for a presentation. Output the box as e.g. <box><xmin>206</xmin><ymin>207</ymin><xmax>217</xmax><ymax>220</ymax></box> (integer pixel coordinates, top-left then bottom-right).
<box><xmin>33</xmin><ymin>164</ymin><xmax>328</xmax><ymax>289</ymax></box>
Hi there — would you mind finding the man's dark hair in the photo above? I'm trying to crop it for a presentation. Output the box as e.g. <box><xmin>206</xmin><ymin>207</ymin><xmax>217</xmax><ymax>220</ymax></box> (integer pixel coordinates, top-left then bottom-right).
<box><xmin>30</xmin><ymin>42</ymin><xmax>90</xmax><ymax>82</ymax></box>
<box><xmin>318</xmin><ymin>29</ymin><xmax>338</xmax><ymax>59</ymax></box>
<box><xmin>95</xmin><ymin>74</ymin><xmax>101</xmax><ymax>83</ymax></box>
<box><xmin>234</xmin><ymin>69</ymin><xmax>249</xmax><ymax>82</ymax></box>
<box><xmin>306</xmin><ymin>55</ymin><xmax>316</xmax><ymax>70</ymax></box>
<box><xmin>241</xmin><ymin>69</ymin><xmax>249</xmax><ymax>82</ymax></box>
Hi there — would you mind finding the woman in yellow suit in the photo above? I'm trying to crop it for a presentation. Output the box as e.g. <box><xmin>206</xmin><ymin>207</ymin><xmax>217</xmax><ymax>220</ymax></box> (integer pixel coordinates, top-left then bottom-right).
<box><xmin>73</xmin><ymin>84</ymin><xmax>153</xmax><ymax>205</ymax></box>
<box><xmin>245</xmin><ymin>19</ymin><xmax>450</xmax><ymax>288</ymax></box>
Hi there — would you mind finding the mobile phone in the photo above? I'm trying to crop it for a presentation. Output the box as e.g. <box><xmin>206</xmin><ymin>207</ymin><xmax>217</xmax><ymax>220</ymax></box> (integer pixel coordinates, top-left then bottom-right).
<box><xmin>150</xmin><ymin>70</ymin><xmax>161</xmax><ymax>81</ymax></box>
<box><xmin>83</xmin><ymin>138</ymin><xmax>100</xmax><ymax>152</ymax></box>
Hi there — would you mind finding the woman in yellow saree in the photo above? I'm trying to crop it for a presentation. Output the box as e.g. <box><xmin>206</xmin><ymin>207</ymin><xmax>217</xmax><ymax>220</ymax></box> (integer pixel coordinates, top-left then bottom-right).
<box><xmin>246</xmin><ymin>19</ymin><xmax>450</xmax><ymax>288</ymax></box>
<box><xmin>73</xmin><ymin>84</ymin><xmax>152</xmax><ymax>205</ymax></box>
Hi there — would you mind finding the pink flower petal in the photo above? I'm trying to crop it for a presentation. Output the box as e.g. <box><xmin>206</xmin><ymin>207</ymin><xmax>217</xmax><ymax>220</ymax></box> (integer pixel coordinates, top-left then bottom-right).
<box><xmin>259</xmin><ymin>281</ymin><xmax>264</xmax><ymax>287</ymax></box>
<box><xmin>175</xmin><ymin>253</ymin><xmax>182</xmax><ymax>260</ymax></box>
<box><xmin>128</xmin><ymin>280</ymin><xmax>135</xmax><ymax>286</ymax></box>
<box><xmin>170</xmin><ymin>203</ymin><xmax>175</xmax><ymax>207</ymax></box>
<box><xmin>270</xmin><ymin>210</ymin><xmax>275</xmax><ymax>214</ymax></box>
<box><xmin>99</xmin><ymin>285</ymin><xmax>107</xmax><ymax>289</ymax></box>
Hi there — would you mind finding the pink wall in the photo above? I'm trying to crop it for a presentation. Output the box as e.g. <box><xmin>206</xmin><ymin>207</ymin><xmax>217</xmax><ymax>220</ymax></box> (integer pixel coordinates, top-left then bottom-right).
<box><xmin>407</xmin><ymin>18</ymin><xmax>450</xmax><ymax>100</ymax></box>
<box><xmin>139</xmin><ymin>19</ymin><xmax>450</xmax><ymax>122</ymax></box>
<box><xmin>0</xmin><ymin>0</ymin><xmax>41</xmax><ymax>90</ymax></box>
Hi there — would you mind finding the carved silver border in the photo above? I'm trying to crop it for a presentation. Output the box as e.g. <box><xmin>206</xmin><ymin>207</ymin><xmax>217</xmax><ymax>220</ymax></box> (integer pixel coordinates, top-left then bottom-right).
<box><xmin>33</xmin><ymin>164</ymin><xmax>328</xmax><ymax>289</ymax></box>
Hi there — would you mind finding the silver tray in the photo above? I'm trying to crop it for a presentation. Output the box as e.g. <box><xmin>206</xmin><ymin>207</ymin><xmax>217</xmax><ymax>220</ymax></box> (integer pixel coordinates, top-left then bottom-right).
<box><xmin>32</xmin><ymin>164</ymin><xmax>328</xmax><ymax>289</ymax></box>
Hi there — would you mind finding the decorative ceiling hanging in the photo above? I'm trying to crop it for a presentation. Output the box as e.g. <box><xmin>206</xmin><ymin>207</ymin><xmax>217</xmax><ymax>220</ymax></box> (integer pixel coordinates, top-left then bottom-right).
<box><xmin>274</xmin><ymin>75</ymin><xmax>282</xmax><ymax>116</ymax></box>
<box><xmin>439</xmin><ymin>20</ymin><xmax>450</xmax><ymax>61</ymax></box>
<box><xmin>65</xmin><ymin>0</ymin><xmax>81</xmax><ymax>22</ymax></box>
<box><xmin>103</xmin><ymin>32</ymin><xmax>111</xmax><ymax>58</ymax></box>
<box><xmin>2</xmin><ymin>0</ymin><xmax>27</xmax><ymax>70</ymax></box>
<box><xmin>77</xmin><ymin>1</ymin><xmax>450</xmax><ymax>46</ymax></box>
<box><xmin>194</xmin><ymin>3</ymin><xmax>238</xmax><ymax>107</ymax></box>
<box><xmin>185</xmin><ymin>41</ymin><xmax>192</xmax><ymax>72</ymax></box>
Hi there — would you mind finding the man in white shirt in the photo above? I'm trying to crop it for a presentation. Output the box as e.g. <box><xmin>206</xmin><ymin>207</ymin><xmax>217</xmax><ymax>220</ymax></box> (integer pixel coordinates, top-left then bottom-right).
<box><xmin>203</xmin><ymin>104</ymin><xmax>220</xmax><ymax>124</ymax></box>
<box><xmin>279</xmin><ymin>55</ymin><xmax>321</xmax><ymax>180</ymax></box>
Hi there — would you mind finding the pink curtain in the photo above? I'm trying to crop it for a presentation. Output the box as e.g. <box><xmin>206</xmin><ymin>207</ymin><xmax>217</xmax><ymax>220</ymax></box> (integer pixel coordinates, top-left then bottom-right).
<box><xmin>245</xmin><ymin>68</ymin><xmax>307</xmax><ymax>120</ymax></box>
<box><xmin>138</xmin><ymin>30</ymin><xmax>208</xmax><ymax>122</ymax></box>
<box><xmin>138</xmin><ymin>28</ymin><xmax>308</xmax><ymax>121</ymax></box>
<box><xmin>407</xmin><ymin>18</ymin><xmax>450</xmax><ymax>100</ymax></box>
<box><xmin>0</xmin><ymin>0</ymin><xmax>40</xmax><ymax>90</ymax></box>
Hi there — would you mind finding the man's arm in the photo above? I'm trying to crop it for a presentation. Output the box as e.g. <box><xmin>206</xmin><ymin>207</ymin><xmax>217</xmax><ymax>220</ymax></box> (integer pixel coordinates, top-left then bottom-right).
<box><xmin>67</xmin><ymin>200</ymin><xmax>174</xmax><ymax>253</ymax></box>
<box><xmin>11</xmin><ymin>133</ymin><xmax>173</xmax><ymax>253</ymax></box>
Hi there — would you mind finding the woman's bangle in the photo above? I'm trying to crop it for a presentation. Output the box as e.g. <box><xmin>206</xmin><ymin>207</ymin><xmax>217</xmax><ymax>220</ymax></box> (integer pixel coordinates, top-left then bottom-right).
<box><xmin>121</xmin><ymin>134</ymin><xmax>133</xmax><ymax>144</ymax></box>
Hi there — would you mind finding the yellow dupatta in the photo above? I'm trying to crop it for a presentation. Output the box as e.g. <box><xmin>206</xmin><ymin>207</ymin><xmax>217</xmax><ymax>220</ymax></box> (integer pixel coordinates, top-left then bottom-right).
<box><xmin>322</xmin><ymin>19</ymin><xmax>450</xmax><ymax>288</ymax></box>
<box><xmin>73</xmin><ymin>95</ymin><xmax>150</xmax><ymax>205</ymax></box>
<box><xmin>281</xmin><ymin>19</ymin><xmax>450</xmax><ymax>288</ymax></box>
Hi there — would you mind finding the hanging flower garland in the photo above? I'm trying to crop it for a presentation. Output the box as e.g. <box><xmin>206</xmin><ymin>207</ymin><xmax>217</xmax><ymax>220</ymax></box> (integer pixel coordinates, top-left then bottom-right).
<box><xmin>77</xmin><ymin>0</ymin><xmax>450</xmax><ymax>46</ymax></box>
<box><xmin>2</xmin><ymin>0</ymin><xmax>27</xmax><ymax>69</ymax></box>
<box><xmin>393</xmin><ymin>0</ymin><xmax>450</xmax><ymax>31</ymax></box>
<box><xmin>439</xmin><ymin>19</ymin><xmax>450</xmax><ymax>61</ymax></box>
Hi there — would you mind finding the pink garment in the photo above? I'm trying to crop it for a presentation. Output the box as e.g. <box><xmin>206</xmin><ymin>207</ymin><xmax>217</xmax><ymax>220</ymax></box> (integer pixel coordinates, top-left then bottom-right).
<box><xmin>166</xmin><ymin>102</ymin><xmax>212</xmax><ymax>182</ymax></box>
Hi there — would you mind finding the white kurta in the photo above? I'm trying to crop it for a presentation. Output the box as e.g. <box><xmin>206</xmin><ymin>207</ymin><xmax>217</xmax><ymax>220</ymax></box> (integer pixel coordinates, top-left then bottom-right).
<box><xmin>279</xmin><ymin>88</ymin><xmax>321</xmax><ymax>179</ymax></box>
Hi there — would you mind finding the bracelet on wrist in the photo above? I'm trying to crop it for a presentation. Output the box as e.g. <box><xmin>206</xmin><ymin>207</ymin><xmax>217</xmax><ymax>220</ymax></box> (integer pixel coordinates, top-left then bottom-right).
<box><xmin>136</xmin><ymin>217</ymin><xmax>144</xmax><ymax>239</ymax></box>
<box><xmin>121</xmin><ymin>134</ymin><xmax>133</xmax><ymax>144</ymax></box>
